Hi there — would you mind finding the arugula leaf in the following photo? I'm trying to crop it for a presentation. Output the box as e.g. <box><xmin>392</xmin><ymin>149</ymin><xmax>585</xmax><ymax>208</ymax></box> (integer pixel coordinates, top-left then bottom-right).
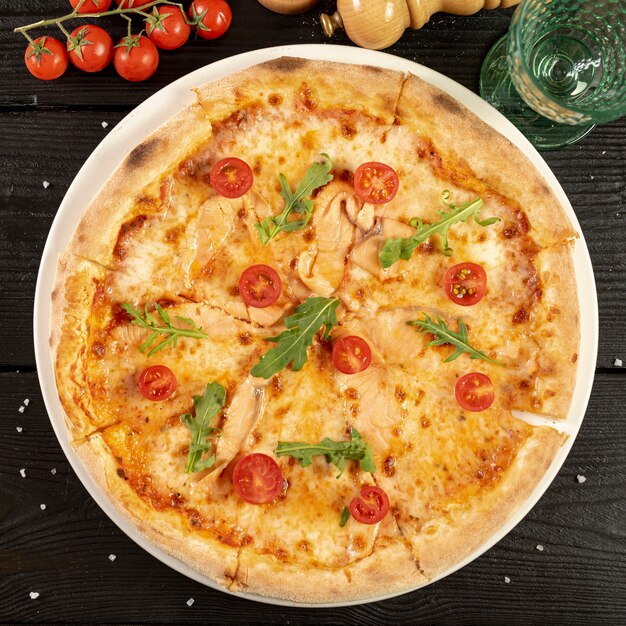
<box><xmin>250</xmin><ymin>297</ymin><xmax>340</xmax><ymax>379</ymax></box>
<box><xmin>339</xmin><ymin>506</ymin><xmax>350</xmax><ymax>527</ymax></box>
<box><xmin>276</xmin><ymin>428</ymin><xmax>375</xmax><ymax>478</ymax></box>
<box><xmin>180</xmin><ymin>382</ymin><xmax>226</xmax><ymax>473</ymax></box>
<box><xmin>407</xmin><ymin>314</ymin><xmax>506</xmax><ymax>366</ymax></box>
<box><xmin>121</xmin><ymin>302</ymin><xmax>208</xmax><ymax>357</ymax></box>
<box><xmin>255</xmin><ymin>154</ymin><xmax>333</xmax><ymax>245</ymax></box>
<box><xmin>378</xmin><ymin>190</ymin><xmax>500</xmax><ymax>269</ymax></box>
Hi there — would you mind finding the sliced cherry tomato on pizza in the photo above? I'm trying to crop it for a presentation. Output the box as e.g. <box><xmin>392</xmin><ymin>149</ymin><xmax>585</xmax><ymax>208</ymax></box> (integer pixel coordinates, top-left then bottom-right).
<box><xmin>443</xmin><ymin>262</ymin><xmax>487</xmax><ymax>306</ymax></box>
<box><xmin>67</xmin><ymin>25</ymin><xmax>114</xmax><ymax>73</ymax></box>
<box><xmin>25</xmin><ymin>37</ymin><xmax>68</xmax><ymax>81</ymax></box>
<box><xmin>138</xmin><ymin>365</ymin><xmax>177</xmax><ymax>401</ymax></box>
<box><xmin>239</xmin><ymin>265</ymin><xmax>282</xmax><ymax>308</ymax></box>
<box><xmin>189</xmin><ymin>0</ymin><xmax>232</xmax><ymax>40</ymax></box>
<box><xmin>353</xmin><ymin>162</ymin><xmax>399</xmax><ymax>205</ymax></box>
<box><xmin>113</xmin><ymin>34</ymin><xmax>159</xmax><ymax>82</ymax></box>
<box><xmin>233</xmin><ymin>453</ymin><xmax>284</xmax><ymax>504</ymax></box>
<box><xmin>70</xmin><ymin>0</ymin><xmax>113</xmax><ymax>12</ymax></box>
<box><xmin>210</xmin><ymin>157</ymin><xmax>253</xmax><ymax>198</ymax></box>
<box><xmin>146</xmin><ymin>6</ymin><xmax>191</xmax><ymax>51</ymax></box>
<box><xmin>349</xmin><ymin>485</ymin><xmax>389</xmax><ymax>525</ymax></box>
<box><xmin>454</xmin><ymin>372</ymin><xmax>494</xmax><ymax>412</ymax></box>
<box><xmin>332</xmin><ymin>336</ymin><xmax>372</xmax><ymax>375</ymax></box>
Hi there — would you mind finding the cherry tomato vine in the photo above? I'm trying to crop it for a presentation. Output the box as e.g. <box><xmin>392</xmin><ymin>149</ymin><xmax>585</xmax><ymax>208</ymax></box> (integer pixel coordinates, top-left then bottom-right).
<box><xmin>16</xmin><ymin>0</ymin><xmax>232</xmax><ymax>81</ymax></box>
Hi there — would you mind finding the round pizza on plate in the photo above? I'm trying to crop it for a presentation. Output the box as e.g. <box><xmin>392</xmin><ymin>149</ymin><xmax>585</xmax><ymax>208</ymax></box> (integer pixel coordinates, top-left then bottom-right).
<box><xmin>50</xmin><ymin>57</ymin><xmax>580</xmax><ymax>603</ymax></box>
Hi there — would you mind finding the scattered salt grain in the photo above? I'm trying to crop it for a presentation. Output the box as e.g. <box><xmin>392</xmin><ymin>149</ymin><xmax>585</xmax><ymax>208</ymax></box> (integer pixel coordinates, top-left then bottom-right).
<box><xmin>602</xmin><ymin>150</ymin><xmax>607</xmax><ymax>155</ymax></box>
<box><xmin>16</xmin><ymin>426</ymin><xmax>23</xmax><ymax>433</ymax></box>
<box><xmin>43</xmin><ymin>181</ymin><xmax>50</xmax><ymax>189</ymax></box>
<box><xmin>40</xmin><ymin>504</ymin><xmax>46</xmax><ymax>511</ymax></box>
<box><xmin>24</xmin><ymin>399</ymin><xmax>30</xmax><ymax>406</ymax></box>
<box><xmin>108</xmin><ymin>554</ymin><xmax>117</xmax><ymax>562</ymax></box>
<box><xmin>29</xmin><ymin>592</ymin><xmax>40</xmax><ymax>600</ymax></box>
<box><xmin>51</xmin><ymin>468</ymin><xmax>57</xmax><ymax>475</ymax></box>
<box><xmin>536</xmin><ymin>544</ymin><xmax>544</xmax><ymax>551</ymax></box>
<box><xmin>504</xmin><ymin>576</ymin><xmax>511</xmax><ymax>584</ymax></box>
<box><xmin>19</xmin><ymin>469</ymin><xmax>26</xmax><ymax>478</ymax></box>
<box><xmin>18</xmin><ymin>406</ymin><xmax>25</xmax><ymax>413</ymax></box>
<box><xmin>614</xmin><ymin>358</ymin><xmax>623</xmax><ymax>367</ymax></box>
<box><xmin>101</xmin><ymin>121</ymin><xmax>109</xmax><ymax>129</ymax></box>
<box><xmin>186</xmin><ymin>598</ymin><xmax>195</xmax><ymax>607</ymax></box>
<box><xmin>577</xmin><ymin>474</ymin><xmax>587</xmax><ymax>483</ymax></box>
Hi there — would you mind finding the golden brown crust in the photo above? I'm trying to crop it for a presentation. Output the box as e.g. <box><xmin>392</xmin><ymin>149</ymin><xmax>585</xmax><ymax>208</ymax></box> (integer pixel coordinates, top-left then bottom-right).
<box><xmin>194</xmin><ymin>57</ymin><xmax>405</xmax><ymax>127</ymax></box>
<box><xmin>396</xmin><ymin>74</ymin><xmax>577</xmax><ymax>247</ymax></box>
<box><xmin>68</xmin><ymin>102</ymin><xmax>211</xmax><ymax>266</ymax></box>
<box><xmin>76</xmin><ymin>436</ymin><xmax>239</xmax><ymax>586</ymax></box>
<box><xmin>408</xmin><ymin>426</ymin><xmax>565</xmax><ymax>579</ymax></box>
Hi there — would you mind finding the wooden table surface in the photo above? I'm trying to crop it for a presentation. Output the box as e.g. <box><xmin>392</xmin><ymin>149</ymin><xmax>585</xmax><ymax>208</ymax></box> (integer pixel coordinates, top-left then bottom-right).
<box><xmin>1</xmin><ymin>1</ymin><xmax>625</xmax><ymax>623</ymax></box>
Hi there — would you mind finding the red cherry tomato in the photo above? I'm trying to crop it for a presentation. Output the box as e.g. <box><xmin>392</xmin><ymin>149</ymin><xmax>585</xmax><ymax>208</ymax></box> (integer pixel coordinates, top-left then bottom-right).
<box><xmin>189</xmin><ymin>0</ymin><xmax>232</xmax><ymax>40</ymax></box>
<box><xmin>146</xmin><ymin>6</ymin><xmax>191</xmax><ymax>50</ymax></box>
<box><xmin>332</xmin><ymin>336</ymin><xmax>372</xmax><ymax>375</ymax></box>
<box><xmin>138</xmin><ymin>365</ymin><xmax>177</xmax><ymax>401</ymax></box>
<box><xmin>353</xmin><ymin>162</ymin><xmax>399</xmax><ymax>205</ymax></box>
<box><xmin>443</xmin><ymin>262</ymin><xmax>487</xmax><ymax>306</ymax></box>
<box><xmin>25</xmin><ymin>37</ymin><xmax>68</xmax><ymax>81</ymax></box>
<box><xmin>455</xmin><ymin>372</ymin><xmax>494</xmax><ymax>412</ymax></box>
<box><xmin>70</xmin><ymin>0</ymin><xmax>113</xmax><ymax>12</ymax></box>
<box><xmin>113</xmin><ymin>35</ymin><xmax>159</xmax><ymax>82</ymax></box>
<box><xmin>67</xmin><ymin>25</ymin><xmax>113</xmax><ymax>73</ymax></box>
<box><xmin>349</xmin><ymin>486</ymin><xmax>389</xmax><ymax>525</ymax></box>
<box><xmin>115</xmin><ymin>0</ymin><xmax>152</xmax><ymax>7</ymax></box>
<box><xmin>210</xmin><ymin>157</ymin><xmax>253</xmax><ymax>198</ymax></box>
<box><xmin>233</xmin><ymin>453</ymin><xmax>284</xmax><ymax>504</ymax></box>
<box><xmin>239</xmin><ymin>265</ymin><xmax>282</xmax><ymax>309</ymax></box>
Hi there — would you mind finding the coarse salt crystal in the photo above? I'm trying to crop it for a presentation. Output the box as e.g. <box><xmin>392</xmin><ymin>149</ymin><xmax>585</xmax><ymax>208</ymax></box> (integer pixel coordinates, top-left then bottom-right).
<box><xmin>536</xmin><ymin>544</ymin><xmax>544</xmax><ymax>551</ymax></box>
<box><xmin>16</xmin><ymin>426</ymin><xmax>23</xmax><ymax>433</ymax></box>
<box><xmin>40</xmin><ymin>504</ymin><xmax>46</xmax><ymax>511</ymax></box>
<box><xmin>29</xmin><ymin>592</ymin><xmax>40</xmax><ymax>600</ymax></box>
<box><xmin>51</xmin><ymin>468</ymin><xmax>57</xmax><ymax>475</ymax></box>
<box><xmin>577</xmin><ymin>474</ymin><xmax>587</xmax><ymax>483</ymax></box>
<box><xmin>614</xmin><ymin>358</ymin><xmax>623</xmax><ymax>367</ymax></box>
<box><xmin>24</xmin><ymin>399</ymin><xmax>30</xmax><ymax>406</ymax></box>
<box><xmin>19</xmin><ymin>469</ymin><xmax>26</xmax><ymax>478</ymax></box>
<box><xmin>18</xmin><ymin>406</ymin><xmax>25</xmax><ymax>413</ymax></box>
<box><xmin>186</xmin><ymin>598</ymin><xmax>195</xmax><ymax>607</ymax></box>
<box><xmin>102</xmin><ymin>121</ymin><xmax>109</xmax><ymax>128</ymax></box>
<box><xmin>43</xmin><ymin>181</ymin><xmax>50</xmax><ymax>188</ymax></box>
<box><xmin>504</xmin><ymin>576</ymin><xmax>511</xmax><ymax>583</ymax></box>
<box><xmin>108</xmin><ymin>554</ymin><xmax>117</xmax><ymax>561</ymax></box>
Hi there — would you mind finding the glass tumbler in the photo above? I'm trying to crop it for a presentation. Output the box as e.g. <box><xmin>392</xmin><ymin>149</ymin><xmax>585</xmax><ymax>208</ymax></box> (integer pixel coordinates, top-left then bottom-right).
<box><xmin>480</xmin><ymin>0</ymin><xmax>626</xmax><ymax>150</ymax></box>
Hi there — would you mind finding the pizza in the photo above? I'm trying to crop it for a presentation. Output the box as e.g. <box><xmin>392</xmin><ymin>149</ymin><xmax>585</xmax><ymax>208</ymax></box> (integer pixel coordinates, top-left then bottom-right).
<box><xmin>50</xmin><ymin>57</ymin><xmax>579</xmax><ymax>603</ymax></box>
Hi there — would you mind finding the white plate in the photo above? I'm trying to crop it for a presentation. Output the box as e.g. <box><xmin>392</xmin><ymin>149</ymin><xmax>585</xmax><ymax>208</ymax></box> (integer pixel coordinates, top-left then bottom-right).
<box><xmin>33</xmin><ymin>44</ymin><xmax>598</xmax><ymax>608</ymax></box>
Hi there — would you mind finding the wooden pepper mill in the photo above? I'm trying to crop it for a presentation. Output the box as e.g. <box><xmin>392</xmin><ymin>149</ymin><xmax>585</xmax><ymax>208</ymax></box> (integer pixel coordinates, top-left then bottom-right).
<box><xmin>321</xmin><ymin>0</ymin><xmax>521</xmax><ymax>50</ymax></box>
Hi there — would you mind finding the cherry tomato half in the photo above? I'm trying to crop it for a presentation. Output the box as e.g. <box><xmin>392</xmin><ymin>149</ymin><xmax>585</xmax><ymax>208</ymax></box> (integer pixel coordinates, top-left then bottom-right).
<box><xmin>113</xmin><ymin>35</ymin><xmax>159</xmax><ymax>82</ymax></box>
<box><xmin>210</xmin><ymin>157</ymin><xmax>253</xmax><ymax>198</ymax></box>
<box><xmin>233</xmin><ymin>453</ymin><xmax>284</xmax><ymax>504</ymax></box>
<box><xmin>146</xmin><ymin>6</ymin><xmax>191</xmax><ymax>50</ymax></box>
<box><xmin>455</xmin><ymin>372</ymin><xmax>494</xmax><ymax>412</ymax></box>
<box><xmin>70</xmin><ymin>0</ymin><xmax>113</xmax><ymax>12</ymax></box>
<box><xmin>353</xmin><ymin>162</ymin><xmax>399</xmax><ymax>205</ymax></box>
<box><xmin>443</xmin><ymin>262</ymin><xmax>487</xmax><ymax>306</ymax></box>
<box><xmin>332</xmin><ymin>336</ymin><xmax>372</xmax><ymax>375</ymax></box>
<box><xmin>138</xmin><ymin>365</ymin><xmax>177</xmax><ymax>401</ymax></box>
<box><xmin>239</xmin><ymin>265</ymin><xmax>282</xmax><ymax>308</ymax></box>
<box><xmin>189</xmin><ymin>0</ymin><xmax>232</xmax><ymax>40</ymax></box>
<box><xmin>25</xmin><ymin>37</ymin><xmax>68</xmax><ymax>81</ymax></box>
<box><xmin>349</xmin><ymin>485</ymin><xmax>389</xmax><ymax>525</ymax></box>
<box><xmin>67</xmin><ymin>25</ymin><xmax>113</xmax><ymax>73</ymax></box>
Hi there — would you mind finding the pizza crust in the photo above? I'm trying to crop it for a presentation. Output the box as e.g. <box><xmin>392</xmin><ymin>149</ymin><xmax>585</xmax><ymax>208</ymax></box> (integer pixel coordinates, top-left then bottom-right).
<box><xmin>76</xmin><ymin>435</ymin><xmax>240</xmax><ymax>586</ymax></box>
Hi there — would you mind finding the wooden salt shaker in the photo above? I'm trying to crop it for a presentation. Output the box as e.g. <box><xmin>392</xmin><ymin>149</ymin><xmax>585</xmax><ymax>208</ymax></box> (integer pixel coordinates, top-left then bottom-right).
<box><xmin>321</xmin><ymin>0</ymin><xmax>521</xmax><ymax>50</ymax></box>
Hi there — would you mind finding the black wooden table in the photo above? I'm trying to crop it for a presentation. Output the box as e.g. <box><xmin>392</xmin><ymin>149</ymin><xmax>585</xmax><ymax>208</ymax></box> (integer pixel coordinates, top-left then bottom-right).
<box><xmin>1</xmin><ymin>1</ymin><xmax>625</xmax><ymax>623</ymax></box>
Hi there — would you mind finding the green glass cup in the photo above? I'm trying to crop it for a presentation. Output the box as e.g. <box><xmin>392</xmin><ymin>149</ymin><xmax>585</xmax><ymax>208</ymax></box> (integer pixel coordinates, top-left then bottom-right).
<box><xmin>480</xmin><ymin>0</ymin><xmax>626</xmax><ymax>150</ymax></box>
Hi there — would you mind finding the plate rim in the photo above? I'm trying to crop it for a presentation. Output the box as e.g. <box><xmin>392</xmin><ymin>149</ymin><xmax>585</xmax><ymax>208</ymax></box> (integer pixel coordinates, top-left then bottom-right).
<box><xmin>33</xmin><ymin>43</ymin><xmax>599</xmax><ymax>608</ymax></box>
